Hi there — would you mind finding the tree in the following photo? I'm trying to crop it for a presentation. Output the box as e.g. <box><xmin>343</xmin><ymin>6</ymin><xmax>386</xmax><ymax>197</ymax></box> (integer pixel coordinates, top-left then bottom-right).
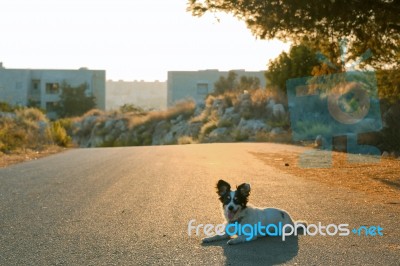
<box><xmin>188</xmin><ymin>0</ymin><xmax>400</xmax><ymax>68</ymax></box>
<box><xmin>57</xmin><ymin>82</ymin><xmax>96</xmax><ymax>117</ymax></box>
<box><xmin>266</xmin><ymin>44</ymin><xmax>320</xmax><ymax>93</ymax></box>
<box><xmin>214</xmin><ymin>71</ymin><xmax>261</xmax><ymax>94</ymax></box>
<box><xmin>214</xmin><ymin>71</ymin><xmax>238</xmax><ymax>94</ymax></box>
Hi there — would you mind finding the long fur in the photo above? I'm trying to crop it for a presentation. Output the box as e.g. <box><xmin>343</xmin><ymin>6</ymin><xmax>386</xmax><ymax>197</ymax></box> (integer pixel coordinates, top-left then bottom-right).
<box><xmin>203</xmin><ymin>179</ymin><xmax>307</xmax><ymax>245</ymax></box>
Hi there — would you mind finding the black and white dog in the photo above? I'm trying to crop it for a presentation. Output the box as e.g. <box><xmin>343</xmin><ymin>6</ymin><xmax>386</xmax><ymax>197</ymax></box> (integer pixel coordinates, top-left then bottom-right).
<box><xmin>202</xmin><ymin>179</ymin><xmax>307</xmax><ymax>245</ymax></box>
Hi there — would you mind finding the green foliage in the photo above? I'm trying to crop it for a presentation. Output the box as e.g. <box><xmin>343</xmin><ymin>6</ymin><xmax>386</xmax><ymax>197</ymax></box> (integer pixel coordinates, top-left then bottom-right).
<box><xmin>379</xmin><ymin>102</ymin><xmax>400</xmax><ymax>152</ymax></box>
<box><xmin>0</xmin><ymin>120</ymin><xmax>26</xmax><ymax>152</ymax></box>
<box><xmin>266</xmin><ymin>44</ymin><xmax>320</xmax><ymax>93</ymax></box>
<box><xmin>217</xmin><ymin>119</ymin><xmax>233</xmax><ymax>128</ymax></box>
<box><xmin>293</xmin><ymin>121</ymin><xmax>333</xmax><ymax>141</ymax></box>
<box><xmin>0</xmin><ymin>107</ymin><xmax>74</xmax><ymax>152</ymax></box>
<box><xmin>188</xmin><ymin>0</ymin><xmax>399</xmax><ymax>68</ymax></box>
<box><xmin>119</xmin><ymin>104</ymin><xmax>146</xmax><ymax>114</ymax></box>
<box><xmin>57</xmin><ymin>82</ymin><xmax>96</xmax><ymax>118</ymax></box>
<box><xmin>49</xmin><ymin>121</ymin><xmax>72</xmax><ymax>147</ymax></box>
<box><xmin>200</xmin><ymin>120</ymin><xmax>217</xmax><ymax>137</ymax></box>
<box><xmin>214</xmin><ymin>71</ymin><xmax>238</xmax><ymax>94</ymax></box>
<box><xmin>16</xmin><ymin>108</ymin><xmax>47</xmax><ymax>123</ymax></box>
<box><xmin>214</xmin><ymin>71</ymin><xmax>261</xmax><ymax>95</ymax></box>
<box><xmin>232</xmin><ymin>129</ymin><xmax>249</xmax><ymax>142</ymax></box>
<box><xmin>0</xmin><ymin>101</ymin><xmax>14</xmax><ymax>112</ymax></box>
<box><xmin>377</xmin><ymin>69</ymin><xmax>400</xmax><ymax>103</ymax></box>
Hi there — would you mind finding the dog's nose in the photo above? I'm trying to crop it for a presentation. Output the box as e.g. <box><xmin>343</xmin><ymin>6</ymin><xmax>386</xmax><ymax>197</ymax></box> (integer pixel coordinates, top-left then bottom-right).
<box><xmin>228</xmin><ymin>205</ymin><xmax>234</xmax><ymax>211</ymax></box>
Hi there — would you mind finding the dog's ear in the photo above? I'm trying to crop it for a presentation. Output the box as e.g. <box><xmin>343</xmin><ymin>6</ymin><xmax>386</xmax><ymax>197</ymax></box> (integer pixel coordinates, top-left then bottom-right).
<box><xmin>237</xmin><ymin>183</ymin><xmax>251</xmax><ymax>197</ymax></box>
<box><xmin>216</xmin><ymin>179</ymin><xmax>231</xmax><ymax>196</ymax></box>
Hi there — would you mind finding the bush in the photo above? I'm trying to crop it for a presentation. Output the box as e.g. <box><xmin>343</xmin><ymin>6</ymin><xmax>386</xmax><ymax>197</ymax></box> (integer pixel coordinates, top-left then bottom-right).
<box><xmin>16</xmin><ymin>108</ymin><xmax>47</xmax><ymax>122</ymax></box>
<box><xmin>119</xmin><ymin>104</ymin><xmax>146</xmax><ymax>114</ymax></box>
<box><xmin>293</xmin><ymin>121</ymin><xmax>332</xmax><ymax>141</ymax></box>
<box><xmin>232</xmin><ymin>129</ymin><xmax>249</xmax><ymax>142</ymax></box>
<box><xmin>200</xmin><ymin>120</ymin><xmax>217</xmax><ymax>137</ymax></box>
<box><xmin>49</xmin><ymin>121</ymin><xmax>72</xmax><ymax>147</ymax></box>
<box><xmin>178</xmin><ymin>136</ymin><xmax>196</xmax><ymax>145</ymax></box>
<box><xmin>0</xmin><ymin>120</ymin><xmax>27</xmax><ymax>152</ymax></box>
<box><xmin>0</xmin><ymin>102</ymin><xmax>14</xmax><ymax>112</ymax></box>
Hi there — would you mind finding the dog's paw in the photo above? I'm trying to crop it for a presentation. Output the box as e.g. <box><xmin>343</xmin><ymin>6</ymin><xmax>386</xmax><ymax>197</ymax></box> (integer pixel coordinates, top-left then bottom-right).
<box><xmin>227</xmin><ymin>238</ymin><xmax>241</xmax><ymax>245</ymax></box>
<box><xmin>202</xmin><ymin>237</ymin><xmax>213</xmax><ymax>243</ymax></box>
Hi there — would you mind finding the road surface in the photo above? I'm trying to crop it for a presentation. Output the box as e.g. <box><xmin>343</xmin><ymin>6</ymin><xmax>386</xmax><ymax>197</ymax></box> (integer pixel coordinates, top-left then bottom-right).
<box><xmin>0</xmin><ymin>143</ymin><xmax>399</xmax><ymax>265</ymax></box>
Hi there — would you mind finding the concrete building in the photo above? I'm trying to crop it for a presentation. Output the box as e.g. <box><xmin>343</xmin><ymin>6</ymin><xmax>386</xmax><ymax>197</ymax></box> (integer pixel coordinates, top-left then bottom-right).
<box><xmin>0</xmin><ymin>63</ymin><xmax>106</xmax><ymax>114</ymax></box>
<box><xmin>106</xmin><ymin>80</ymin><xmax>167</xmax><ymax>111</ymax></box>
<box><xmin>167</xmin><ymin>69</ymin><xmax>267</xmax><ymax>106</ymax></box>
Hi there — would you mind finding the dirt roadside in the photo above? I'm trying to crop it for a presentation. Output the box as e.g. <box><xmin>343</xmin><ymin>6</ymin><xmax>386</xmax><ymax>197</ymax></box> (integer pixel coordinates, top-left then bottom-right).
<box><xmin>252</xmin><ymin>149</ymin><xmax>400</xmax><ymax>205</ymax></box>
<box><xmin>0</xmin><ymin>146</ymin><xmax>68</xmax><ymax>168</ymax></box>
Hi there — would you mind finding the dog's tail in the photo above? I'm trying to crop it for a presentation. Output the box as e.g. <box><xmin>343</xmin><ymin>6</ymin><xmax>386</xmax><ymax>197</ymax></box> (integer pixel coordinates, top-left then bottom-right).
<box><xmin>294</xmin><ymin>220</ymin><xmax>308</xmax><ymax>234</ymax></box>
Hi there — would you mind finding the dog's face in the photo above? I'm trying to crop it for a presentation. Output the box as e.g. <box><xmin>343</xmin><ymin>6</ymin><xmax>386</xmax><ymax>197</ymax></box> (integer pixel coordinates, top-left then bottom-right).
<box><xmin>216</xmin><ymin>180</ymin><xmax>250</xmax><ymax>222</ymax></box>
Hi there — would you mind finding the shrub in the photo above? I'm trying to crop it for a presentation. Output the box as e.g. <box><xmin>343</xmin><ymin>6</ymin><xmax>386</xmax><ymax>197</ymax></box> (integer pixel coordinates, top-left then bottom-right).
<box><xmin>0</xmin><ymin>102</ymin><xmax>14</xmax><ymax>112</ymax></box>
<box><xmin>119</xmin><ymin>104</ymin><xmax>146</xmax><ymax>114</ymax></box>
<box><xmin>16</xmin><ymin>108</ymin><xmax>47</xmax><ymax>122</ymax></box>
<box><xmin>0</xmin><ymin>120</ymin><xmax>27</xmax><ymax>152</ymax></box>
<box><xmin>232</xmin><ymin>129</ymin><xmax>249</xmax><ymax>142</ymax></box>
<box><xmin>82</xmin><ymin>109</ymin><xmax>105</xmax><ymax>118</ymax></box>
<box><xmin>200</xmin><ymin>120</ymin><xmax>217</xmax><ymax>137</ymax></box>
<box><xmin>178</xmin><ymin>136</ymin><xmax>196</xmax><ymax>145</ymax></box>
<box><xmin>293</xmin><ymin>121</ymin><xmax>332</xmax><ymax>140</ymax></box>
<box><xmin>217</xmin><ymin>119</ymin><xmax>234</xmax><ymax>128</ymax></box>
<box><xmin>49</xmin><ymin>121</ymin><xmax>72</xmax><ymax>147</ymax></box>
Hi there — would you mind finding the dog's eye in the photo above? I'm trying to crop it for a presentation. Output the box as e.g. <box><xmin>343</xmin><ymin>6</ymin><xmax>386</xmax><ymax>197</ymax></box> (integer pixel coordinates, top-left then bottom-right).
<box><xmin>227</xmin><ymin>196</ymin><xmax>231</xmax><ymax>200</ymax></box>
<box><xmin>234</xmin><ymin>197</ymin><xmax>238</xmax><ymax>201</ymax></box>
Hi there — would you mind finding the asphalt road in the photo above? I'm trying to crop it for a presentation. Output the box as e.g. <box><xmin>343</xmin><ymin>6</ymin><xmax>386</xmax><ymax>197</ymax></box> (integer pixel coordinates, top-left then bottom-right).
<box><xmin>0</xmin><ymin>143</ymin><xmax>399</xmax><ymax>265</ymax></box>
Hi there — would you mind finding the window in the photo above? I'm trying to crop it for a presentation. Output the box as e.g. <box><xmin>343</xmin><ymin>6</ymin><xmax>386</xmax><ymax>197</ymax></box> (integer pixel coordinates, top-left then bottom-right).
<box><xmin>197</xmin><ymin>83</ymin><xmax>208</xmax><ymax>95</ymax></box>
<box><xmin>45</xmin><ymin>83</ymin><xmax>60</xmax><ymax>94</ymax></box>
<box><xmin>46</xmin><ymin>101</ymin><xmax>58</xmax><ymax>111</ymax></box>
<box><xmin>32</xmin><ymin>80</ymin><xmax>40</xmax><ymax>90</ymax></box>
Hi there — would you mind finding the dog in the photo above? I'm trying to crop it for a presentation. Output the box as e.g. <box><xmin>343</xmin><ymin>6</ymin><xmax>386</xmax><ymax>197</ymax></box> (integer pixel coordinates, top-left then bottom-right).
<box><xmin>202</xmin><ymin>179</ymin><xmax>307</xmax><ymax>245</ymax></box>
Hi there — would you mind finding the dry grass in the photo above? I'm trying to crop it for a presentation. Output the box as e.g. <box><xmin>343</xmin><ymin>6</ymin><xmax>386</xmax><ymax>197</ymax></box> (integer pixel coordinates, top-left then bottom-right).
<box><xmin>252</xmin><ymin>150</ymin><xmax>400</xmax><ymax>204</ymax></box>
<box><xmin>177</xmin><ymin>136</ymin><xmax>197</xmax><ymax>145</ymax></box>
<box><xmin>0</xmin><ymin>146</ymin><xmax>67</xmax><ymax>168</ymax></box>
<box><xmin>128</xmin><ymin>100</ymin><xmax>195</xmax><ymax>128</ymax></box>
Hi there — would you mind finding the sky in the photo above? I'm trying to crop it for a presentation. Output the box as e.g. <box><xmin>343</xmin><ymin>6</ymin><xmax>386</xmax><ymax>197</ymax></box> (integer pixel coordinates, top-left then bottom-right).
<box><xmin>0</xmin><ymin>0</ymin><xmax>291</xmax><ymax>81</ymax></box>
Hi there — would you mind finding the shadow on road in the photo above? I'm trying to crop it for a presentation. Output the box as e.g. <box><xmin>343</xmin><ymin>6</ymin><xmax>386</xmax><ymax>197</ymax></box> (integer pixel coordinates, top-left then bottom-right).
<box><xmin>202</xmin><ymin>236</ymin><xmax>298</xmax><ymax>266</ymax></box>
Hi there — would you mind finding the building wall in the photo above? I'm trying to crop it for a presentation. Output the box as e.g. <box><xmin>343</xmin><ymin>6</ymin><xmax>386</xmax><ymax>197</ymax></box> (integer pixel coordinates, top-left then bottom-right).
<box><xmin>0</xmin><ymin>67</ymin><xmax>106</xmax><ymax>113</ymax></box>
<box><xmin>106</xmin><ymin>80</ymin><xmax>167</xmax><ymax>111</ymax></box>
<box><xmin>167</xmin><ymin>69</ymin><xmax>267</xmax><ymax>107</ymax></box>
<box><xmin>0</xmin><ymin>69</ymin><xmax>31</xmax><ymax>106</ymax></box>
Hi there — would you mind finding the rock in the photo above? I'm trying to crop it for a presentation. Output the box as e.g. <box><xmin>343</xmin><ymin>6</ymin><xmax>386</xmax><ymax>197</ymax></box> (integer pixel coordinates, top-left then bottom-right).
<box><xmin>239</xmin><ymin>92</ymin><xmax>251</xmax><ymax>101</ymax></box>
<box><xmin>162</xmin><ymin>131</ymin><xmax>175</xmax><ymax>145</ymax></box>
<box><xmin>207</xmin><ymin>127</ymin><xmax>233</xmax><ymax>142</ymax></box>
<box><xmin>272</xmin><ymin>104</ymin><xmax>285</xmax><ymax>118</ymax></box>
<box><xmin>115</xmin><ymin>120</ymin><xmax>126</xmax><ymax>131</ymax></box>
<box><xmin>152</xmin><ymin>121</ymin><xmax>171</xmax><ymax>145</ymax></box>
<box><xmin>209</xmin><ymin>127</ymin><xmax>228</xmax><ymax>139</ymax></box>
<box><xmin>88</xmin><ymin>136</ymin><xmax>104</xmax><ymax>147</ymax></box>
<box><xmin>224</xmin><ymin>107</ymin><xmax>235</xmax><ymax>116</ymax></box>
<box><xmin>382</xmin><ymin>151</ymin><xmax>390</xmax><ymax>157</ymax></box>
<box><xmin>212</xmin><ymin>99</ymin><xmax>223</xmax><ymax>109</ymax></box>
<box><xmin>221</xmin><ymin>107</ymin><xmax>241</xmax><ymax>125</ymax></box>
<box><xmin>265</xmin><ymin>99</ymin><xmax>276</xmax><ymax>112</ymax></box>
<box><xmin>82</xmin><ymin>115</ymin><xmax>97</xmax><ymax>130</ymax></box>
<box><xmin>104</xmin><ymin>119</ymin><xmax>116</xmax><ymax>131</ymax></box>
<box><xmin>270</xmin><ymin>127</ymin><xmax>284</xmax><ymax>135</ymax></box>
<box><xmin>238</xmin><ymin>119</ymin><xmax>270</xmax><ymax>136</ymax></box>
<box><xmin>188</xmin><ymin>122</ymin><xmax>202</xmax><ymax>138</ymax></box>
